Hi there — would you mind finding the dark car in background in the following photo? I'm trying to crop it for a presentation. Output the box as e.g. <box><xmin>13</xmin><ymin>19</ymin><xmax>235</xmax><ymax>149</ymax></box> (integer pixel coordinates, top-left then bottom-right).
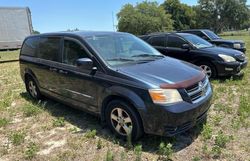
<box><xmin>180</xmin><ymin>29</ymin><xmax>246</xmax><ymax>53</ymax></box>
<box><xmin>140</xmin><ymin>33</ymin><xmax>248</xmax><ymax>78</ymax></box>
<box><xmin>20</xmin><ymin>31</ymin><xmax>212</xmax><ymax>140</ymax></box>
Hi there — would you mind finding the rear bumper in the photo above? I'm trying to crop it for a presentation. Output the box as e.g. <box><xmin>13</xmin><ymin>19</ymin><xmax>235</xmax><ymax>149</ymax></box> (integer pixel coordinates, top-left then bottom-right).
<box><xmin>214</xmin><ymin>60</ymin><xmax>248</xmax><ymax>76</ymax></box>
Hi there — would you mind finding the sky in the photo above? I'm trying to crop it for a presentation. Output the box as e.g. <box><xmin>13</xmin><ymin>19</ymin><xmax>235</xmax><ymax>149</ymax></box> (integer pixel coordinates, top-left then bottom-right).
<box><xmin>0</xmin><ymin>0</ymin><xmax>249</xmax><ymax>33</ymax></box>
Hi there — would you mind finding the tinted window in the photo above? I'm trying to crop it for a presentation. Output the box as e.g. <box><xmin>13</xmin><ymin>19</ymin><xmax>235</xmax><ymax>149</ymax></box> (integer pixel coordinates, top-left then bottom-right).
<box><xmin>21</xmin><ymin>37</ymin><xmax>39</xmax><ymax>56</ymax></box>
<box><xmin>63</xmin><ymin>40</ymin><xmax>89</xmax><ymax>66</ymax></box>
<box><xmin>167</xmin><ymin>36</ymin><xmax>186</xmax><ymax>48</ymax></box>
<box><xmin>38</xmin><ymin>37</ymin><xmax>61</xmax><ymax>61</ymax></box>
<box><xmin>150</xmin><ymin>36</ymin><xmax>166</xmax><ymax>47</ymax></box>
<box><xmin>203</xmin><ymin>30</ymin><xmax>220</xmax><ymax>40</ymax></box>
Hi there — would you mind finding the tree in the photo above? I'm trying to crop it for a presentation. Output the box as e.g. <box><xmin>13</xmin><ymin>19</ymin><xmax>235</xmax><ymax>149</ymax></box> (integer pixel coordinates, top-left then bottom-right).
<box><xmin>162</xmin><ymin>0</ymin><xmax>196</xmax><ymax>31</ymax></box>
<box><xmin>117</xmin><ymin>1</ymin><xmax>173</xmax><ymax>35</ymax></box>
<box><xmin>32</xmin><ymin>30</ymin><xmax>40</xmax><ymax>34</ymax></box>
<box><xmin>196</xmin><ymin>0</ymin><xmax>250</xmax><ymax>32</ymax></box>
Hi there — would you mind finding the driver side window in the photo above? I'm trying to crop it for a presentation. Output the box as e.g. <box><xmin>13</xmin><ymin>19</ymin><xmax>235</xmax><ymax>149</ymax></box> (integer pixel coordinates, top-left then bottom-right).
<box><xmin>63</xmin><ymin>39</ymin><xmax>89</xmax><ymax>66</ymax></box>
<box><xmin>167</xmin><ymin>35</ymin><xmax>186</xmax><ymax>48</ymax></box>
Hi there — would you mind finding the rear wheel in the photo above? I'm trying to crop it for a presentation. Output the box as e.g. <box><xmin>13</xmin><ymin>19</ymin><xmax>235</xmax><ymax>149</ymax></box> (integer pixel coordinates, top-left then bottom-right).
<box><xmin>25</xmin><ymin>76</ymin><xmax>41</xmax><ymax>100</ymax></box>
<box><xmin>197</xmin><ymin>62</ymin><xmax>217</xmax><ymax>78</ymax></box>
<box><xmin>105</xmin><ymin>100</ymin><xmax>143</xmax><ymax>140</ymax></box>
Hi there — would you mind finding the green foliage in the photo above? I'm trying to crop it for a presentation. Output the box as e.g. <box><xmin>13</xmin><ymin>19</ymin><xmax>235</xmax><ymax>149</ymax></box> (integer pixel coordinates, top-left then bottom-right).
<box><xmin>52</xmin><ymin>117</ymin><xmax>65</xmax><ymax>127</ymax></box>
<box><xmin>84</xmin><ymin>129</ymin><xmax>96</xmax><ymax>139</ymax></box>
<box><xmin>22</xmin><ymin>103</ymin><xmax>41</xmax><ymax>117</ymax></box>
<box><xmin>201</xmin><ymin>124</ymin><xmax>212</xmax><ymax>140</ymax></box>
<box><xmin>238</xmin><ymin>95</ymin><xmax>250</xmax><ymax>119</ymax></box>
<box><xmin>105</xmin><ymin>149</ymin><xmax>114</xmax><ymax>161</ymax></box>
<box><xmin>211</xmin><ymin>145</ymin><xmax>222</xmax><ymax>158</ymax></box>
<box><xmin>134</xmin><ymin>144</ymin><xmax>142</xmax><ymax>161</ymax></box>
<box><xmin>117</xmin><ymin>1</ymin><xmax>173</xmax><ymax>35</ymax></box>
<box><xmin>0</xmin><ymin>118</ymin><xmax>9</xmax><ymax>127</ymax></box>
<box><xmin>214</xmin><ymin>131</ymin><xmax>229</xmax><ymax>148</ymax></box>
<box><xmin>96</xmin><ymin>138</ymin><xmax>102</xmax><ymax>149</ymax></box>
<box><xmin>25</xmin><ymin>142</ymin><xmax>39</xmax><ymax>159</ymax></box>
<box><xmin>9</xmin><ymin>131</ymin><xmax>25</xmax><ymax>145</ymax></box>
<box><xmin>162</xmin><ymin>0</ymin><xmax>196</xmax><ymax>30</ymax></box>
<box><xmin>192</xmin><ymin>156</ymin><xmax>201</xmax><ymax>161</ymax></box>
<box><xmin>158</xmin><ymin>142</ymin><xmax>173</xmax><ymax>160</ymax></box>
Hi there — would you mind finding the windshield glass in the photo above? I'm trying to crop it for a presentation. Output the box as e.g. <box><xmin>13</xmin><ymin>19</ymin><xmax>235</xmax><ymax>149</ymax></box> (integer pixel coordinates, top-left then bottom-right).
<box><xmin>182</xmin><ymin>34</ymin><xmax>213</xmax><ymax>49</ymax></box>
<box><xmin>203</xmin><ymin>30</ymin><xmax>221</xmax><ymax>40</ymax></box>
<box><xmin>85</xmin><ymin>34</ymin><xmax>164</xmax><ymax>67</ymax></box>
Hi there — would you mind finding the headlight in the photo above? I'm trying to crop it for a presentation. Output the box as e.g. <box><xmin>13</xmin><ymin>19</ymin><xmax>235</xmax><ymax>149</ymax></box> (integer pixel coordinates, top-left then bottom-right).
<box><xmin>148</xmin><ymin>89</ymin><xmax>183</xmax><ymax>104</ymax></box>
<box><xmin>233</xmin><ymin>43</ymin><xmax>241</xmax><ymax>49</ymax></box>
<box><xmin>218</xmin><ymin>54</ymin><xmax>236</xmax><ymax>62</ymax></box>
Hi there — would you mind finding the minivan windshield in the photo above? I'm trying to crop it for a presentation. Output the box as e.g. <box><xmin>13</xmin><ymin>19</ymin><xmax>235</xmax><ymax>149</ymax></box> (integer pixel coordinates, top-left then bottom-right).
<box><xmin>85</xmin><ymin>34</ymin><xmax>164</xmax><ymax>67</ymax></box>
<box><xmin>203</xmin><ymin>30</ymin><xmax>221</xmax><ymax>40</ymax></box>
<box><xmin>182</xmin><ymin>34</ymin><xmax>214</xmax><ymax>49</ymax></box>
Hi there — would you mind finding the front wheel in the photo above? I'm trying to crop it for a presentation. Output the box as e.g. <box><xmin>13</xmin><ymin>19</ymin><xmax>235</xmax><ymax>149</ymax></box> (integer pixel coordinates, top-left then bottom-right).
<box><xmin>105</xmin><ymin>100</ymin><xmax>143</xmax><ymax>140</ymax></box>
<box><xmin>197</xmin><ymin>62</ymin><xmax>217</xmax><ymax>78</ymax></box>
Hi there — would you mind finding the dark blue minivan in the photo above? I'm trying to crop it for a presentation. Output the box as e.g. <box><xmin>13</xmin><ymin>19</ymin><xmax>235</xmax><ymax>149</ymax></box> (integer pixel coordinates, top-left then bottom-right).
<box><xmin>20</xmin><ymin>31</ymin><xmax>212</xmax><ymax>140</ymax></box>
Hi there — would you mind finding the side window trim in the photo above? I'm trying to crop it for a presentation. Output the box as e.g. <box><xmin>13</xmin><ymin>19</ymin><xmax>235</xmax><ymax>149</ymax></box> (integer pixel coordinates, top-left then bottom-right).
<box><xmin>166</xmin><ymin>35</ymin><xmax>188</xmax><ymax>49</ymax></box>
<box><xmin>37</xmin><ymin>36</ymin><xmax>63</xmax><ymax>62</ymax></box>
<box><xmin>62</xmin><ymin>37</ymin><xmax>92</xmax><ymax>67</ymax></box>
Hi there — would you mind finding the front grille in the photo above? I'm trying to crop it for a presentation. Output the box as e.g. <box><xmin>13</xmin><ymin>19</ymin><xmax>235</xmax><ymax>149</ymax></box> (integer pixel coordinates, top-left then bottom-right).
<box><xmin>185</xmin><ymin>77</ymin><xmax>209</xmax><ymax>103</ymax></box>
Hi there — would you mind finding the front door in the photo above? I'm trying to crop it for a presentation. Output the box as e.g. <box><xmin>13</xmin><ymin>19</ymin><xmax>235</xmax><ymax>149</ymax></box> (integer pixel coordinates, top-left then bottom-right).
<box><xmin>56</xmin><ymin>38</ymin><xmax>98</xmax><ymax>112</ymax></box>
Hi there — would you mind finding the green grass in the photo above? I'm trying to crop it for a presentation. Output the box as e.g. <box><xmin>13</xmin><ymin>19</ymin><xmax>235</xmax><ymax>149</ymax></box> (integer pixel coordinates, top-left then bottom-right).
<box><xmin>0</xmin><ymin>50</ymin><xmax>19</xmax><ymax>61</ymax></box>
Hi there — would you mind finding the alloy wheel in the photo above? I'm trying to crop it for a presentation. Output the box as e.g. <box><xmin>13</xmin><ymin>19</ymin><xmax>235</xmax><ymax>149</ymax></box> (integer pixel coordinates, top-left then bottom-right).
<box><xmin>28</xmin><ymin>80</ymin><xmax>37</xmax><ymax>98</ymax></box>
<box><xmin>110</xmin><ymin>107</ymin><xmax>133</xmax><ymax>136</ymax></box>
<box><xmin>200</xmin><ymin>65</ymin><xmax>212</xmax><ymax>78</ymax></box>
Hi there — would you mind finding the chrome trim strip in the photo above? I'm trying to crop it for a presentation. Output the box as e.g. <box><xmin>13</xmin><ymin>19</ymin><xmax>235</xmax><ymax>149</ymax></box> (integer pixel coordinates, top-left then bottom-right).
<box><xmin>65</xmin><ymin>89</ymin><xmax>94</xmax><ymax>99</ymax></box>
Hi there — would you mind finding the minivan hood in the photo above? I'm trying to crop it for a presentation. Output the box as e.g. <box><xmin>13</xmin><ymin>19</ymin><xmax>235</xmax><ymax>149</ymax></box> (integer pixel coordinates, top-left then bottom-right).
<box><xmin>117</xmin><ymin>57</ymin><xmax>203</xmax><ymax>88</ymax></box>
<box><xmin>199</xmin><ymin>46</ymin><xmax>243</xmax><ymax>56</ymax></box>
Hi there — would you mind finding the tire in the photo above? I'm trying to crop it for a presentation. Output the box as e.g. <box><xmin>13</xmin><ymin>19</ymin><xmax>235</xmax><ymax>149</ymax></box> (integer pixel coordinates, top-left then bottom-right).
<box><xmin>197</xmin><ymin>61</ymin><xmax>217</xmax><ymax>78</ymax></box>
<box><xmin>25</xmin><ymin>76</ymin><xmax>42</xmax><ymax>100</ymax></box>
<box><xmin>105</xmin><ymin>100</ymin><xmax>143</xmax><ymax>141</ymax></box>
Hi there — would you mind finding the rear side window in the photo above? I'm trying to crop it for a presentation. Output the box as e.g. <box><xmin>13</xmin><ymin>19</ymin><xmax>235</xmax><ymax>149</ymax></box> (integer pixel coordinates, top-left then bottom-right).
<box><xmin>63</xmin><ymin>40</ymin><xmax>89</xmax><ymax>66</ymax></box>
<box><xmin>38</xmin><ymin>37</ymin><xmax>61</xmax><ymax>61</ymax></box>
<box><xmin>21</xmin><ymin>37</ymin><xmax>39</xmax><ymax>56</ymax></box>
<box><xmin>150</xmin><ymin>36</ymin><xmax>166</xmax><ymax>47</ymax></box>
<box><xmin>167</xmin><ymin>36</ymin><xmax>186</xmax><ymax>48</ymax></box>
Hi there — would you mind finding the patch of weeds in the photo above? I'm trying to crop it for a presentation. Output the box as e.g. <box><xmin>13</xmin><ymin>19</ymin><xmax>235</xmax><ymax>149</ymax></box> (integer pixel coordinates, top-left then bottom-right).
<box><xmin>105</xmin><ymin>149</ymin><xmax>114</xmax><ymax>161</ymax></box>
<box><xmin>212</xmin><ymin>115</ymin><xmax>222</xmax><ymax>126</ymax></box>
<box><xmin>120</xmin><ymin>150</ymin><xmax>127</xmax><ymax>161</ymax></box>
<box><xmin>84</xmin><ymin>129</ymin><xmax>96</xmax><ymax>139</ymax></box>
<box><xmin>25</xmin><ymin>142</ymin><xmax>39</xmax><ymax>160</ymax></box>
<box><xmin>96</xmin><ymin>138</ymin><xmax>102</xmax><ymax>149</ymax></box>
<box><xmin>238</xmin><ymin>95</ymin><xmax>250</xmax><ymax>119</ymax></box>
<box><xmin>52</xmin><ymin>117</ymin><xmax>65</xmax><ymax>127</ymax></box>
<box><xmin>202</xmin><ymin>144</ymin><xmax>209</xmax><ymax>157</ymax></box>
<box><xmin>231</xmin><ymin>117</ymin><xmax>241</xmax><ymax>129</ymax></box>
<box><xmin>214</xmin><ymin>130</ymin><xmax>230</xmax><ymax>148</ymax></box>
<box><xmin>192</xmin><ymin>156</ymin><xmax>201</xmax><ymax>161</ymax></box>
<box><xmin>69</xmin><ymin>127</ymin><xmax>78</xmax><ymax>133</ymax></box>
<box><xmin>125</xmin><ymin>126</ymin><xmax>133</xmax><ymax>149</ymax></box>
<box><xmin>22</xmin><ymin>103</ymin><xmax>41</xmax><ymax>117</ymax></box>
<box><xmin>214</xmin><ymin>103</ymin><xmax>232</xmax><ymax>114</ymax></box>
<box><xmin>201</xmin><ymin>124</ymin><xmax>212</xmax><ymax>140</ymax></box>
<box><xmin>0</xmin><ymin>118</ymin><xmax>9</xmax><ymax>127</ymax></box>
<box><xmin>211</xmin><ymin>145</ymin><xmax>222</xmax><ymax>158</ymax></box>
<box><xmin>134</xmin><ymin>144</ymin><xmax>142</xmax><ymax>161</ymax></box>
<box><xmin>158</xmin><ymin>142</ymin><xmax>173</xmax><ymax>161</ymax></box>
<box><xmin>9</xmin><ymin>131</ymin><xmax>25</xmax><ymax>145</ymax></box>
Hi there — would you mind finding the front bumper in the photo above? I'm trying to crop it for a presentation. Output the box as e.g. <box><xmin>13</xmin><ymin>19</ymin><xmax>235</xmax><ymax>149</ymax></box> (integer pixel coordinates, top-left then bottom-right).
<box><xmin>214</xmin><ymin>59</ymin><xmax>248</xmax><ymax>76</ymax></box>
<box><xmin>140</xmin><ymin>83</ymin><xmax>213</xmax><ymax>136</ymax></box>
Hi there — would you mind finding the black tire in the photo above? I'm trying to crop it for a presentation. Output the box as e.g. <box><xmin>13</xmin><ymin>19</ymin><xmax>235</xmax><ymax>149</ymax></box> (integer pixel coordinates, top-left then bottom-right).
<box><xmin>197</xmin><ymin>61</ymin><xmax>217</xmax><ymax>78</ymax></box>
<box><xmin>25</xmin><ymin>76</ymin><xmax>42</xmax><ymax>100</ymax></box>
<box><xmin>105</xmin><ymin>100</ymin><xmax>143</xmax><ymax>141</ymax></box>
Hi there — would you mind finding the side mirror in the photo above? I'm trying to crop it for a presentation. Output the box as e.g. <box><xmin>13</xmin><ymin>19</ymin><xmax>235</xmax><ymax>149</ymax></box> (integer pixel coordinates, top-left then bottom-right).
<box><xmin>182</xmin><ymin>44</ymin><xmax>190</xmax><ymax>50</ymax></box>
<box><xmin>76</xmin><ymin>58</ymin><xmax>94</xmax><ymax>70</ymax></box>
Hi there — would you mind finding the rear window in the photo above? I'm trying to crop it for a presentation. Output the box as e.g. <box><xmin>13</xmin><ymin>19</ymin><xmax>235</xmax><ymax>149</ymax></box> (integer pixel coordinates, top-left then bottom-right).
<box><xmin>38</xmin><ymin>37</ymin><xmax>61</xmax><ymax>62</ymax></box>
<box><xmin>21</xmin><ymin>37</ymin><xmax>39</xmax><ymax>56</ymax></box>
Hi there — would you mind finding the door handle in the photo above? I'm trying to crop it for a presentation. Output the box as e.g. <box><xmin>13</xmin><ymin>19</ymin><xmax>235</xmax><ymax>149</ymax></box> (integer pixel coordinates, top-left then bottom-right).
<box><xmin>58</xmin><ymin>70</ymin><xmax>68</xmax><ymax>74</ymax></box>
<box><xmin>49</xmin><ymin>67</ymin><xmax>57</xmax><ymax>72</ymax></box>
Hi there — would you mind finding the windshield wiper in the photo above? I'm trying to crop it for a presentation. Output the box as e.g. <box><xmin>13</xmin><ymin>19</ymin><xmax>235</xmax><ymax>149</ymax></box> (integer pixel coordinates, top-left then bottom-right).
<box><xmin>106</xmin><ymin>58</ymin><xmax>135</xmax><ymax>62</ymax></box>
<box><xmin>132</xmin><ymin>54</ymin><xmax>164</xmax><ymax>58</ymax></box>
